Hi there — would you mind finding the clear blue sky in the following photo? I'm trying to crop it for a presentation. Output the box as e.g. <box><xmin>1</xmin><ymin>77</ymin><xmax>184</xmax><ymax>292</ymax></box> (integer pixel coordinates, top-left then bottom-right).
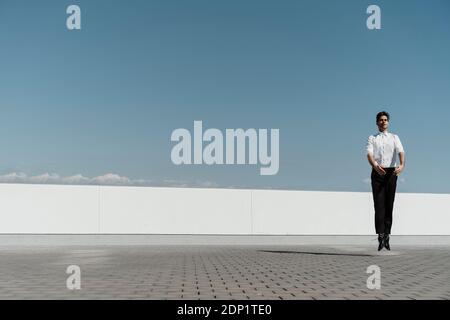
<box><xmin>1</xmin><ymin>0</ymin><xmax>449</xmax><ymax>193</ymax></box>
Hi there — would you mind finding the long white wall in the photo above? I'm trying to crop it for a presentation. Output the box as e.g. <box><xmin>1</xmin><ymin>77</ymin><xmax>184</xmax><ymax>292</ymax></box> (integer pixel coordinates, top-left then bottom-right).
<box><xmin>0</xmin><ymin>183</ymin><xmax>449</xmax><ymax>235</ymax></box>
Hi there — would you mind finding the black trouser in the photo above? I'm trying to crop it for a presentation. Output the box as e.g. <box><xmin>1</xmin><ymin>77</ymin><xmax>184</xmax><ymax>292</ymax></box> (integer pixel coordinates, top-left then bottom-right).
<box><xmin>371</xmin><ymin>167</ymin><xmax>398</xmax><ymax>235</ymax></box>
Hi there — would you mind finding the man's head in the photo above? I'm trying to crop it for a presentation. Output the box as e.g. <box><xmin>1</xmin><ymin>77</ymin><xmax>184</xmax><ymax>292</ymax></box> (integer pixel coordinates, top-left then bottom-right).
<box><xmin>376</xmin><ymin>111</ymin><xmax>390</xmax><ymax>132</ymax></box>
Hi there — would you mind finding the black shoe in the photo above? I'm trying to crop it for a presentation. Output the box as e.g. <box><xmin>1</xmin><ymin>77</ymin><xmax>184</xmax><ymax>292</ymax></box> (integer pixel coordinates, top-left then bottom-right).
<box><xmin>378</xmin><ymin>234</ymin><xmax>384</xmax><ymax>251</ymax></box>
<box><xmin>384</xmin><ymin>235</ymin><xmax>390</xmax><ymax>251</ymax></box>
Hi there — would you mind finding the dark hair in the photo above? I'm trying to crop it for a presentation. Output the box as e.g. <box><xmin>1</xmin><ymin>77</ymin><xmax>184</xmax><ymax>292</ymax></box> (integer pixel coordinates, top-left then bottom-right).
<box><xmin>376</xmin><ymin>111</ymin><xmax>390</xmax><ymax>122</ymax></box>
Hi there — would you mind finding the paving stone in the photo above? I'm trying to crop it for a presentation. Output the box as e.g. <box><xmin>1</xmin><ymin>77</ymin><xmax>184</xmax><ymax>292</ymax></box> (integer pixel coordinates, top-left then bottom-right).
<box><xmin>0</xmin><ymin>245</ymin><xmax>449</xmax><ymax>299</ymax></box>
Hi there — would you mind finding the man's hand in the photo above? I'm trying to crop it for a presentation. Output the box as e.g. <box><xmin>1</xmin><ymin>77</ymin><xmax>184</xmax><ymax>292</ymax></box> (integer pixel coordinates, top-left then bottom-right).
<box><xmin>374</xmin><ymin>164</ymin><xmax>386</xmax><ymax>176</ymax></box>
<box><xmin>394</xmin><ymin>164</ymin><xmax>404</xmax><ymax>176</ymax></box>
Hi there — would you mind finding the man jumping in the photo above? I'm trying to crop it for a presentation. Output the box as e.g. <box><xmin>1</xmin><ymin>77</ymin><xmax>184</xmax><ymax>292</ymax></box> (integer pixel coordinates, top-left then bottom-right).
<box><xmin>366</xmin><ymin>111</ymin><xmax>405</xmax><ymax>251</ymax></box>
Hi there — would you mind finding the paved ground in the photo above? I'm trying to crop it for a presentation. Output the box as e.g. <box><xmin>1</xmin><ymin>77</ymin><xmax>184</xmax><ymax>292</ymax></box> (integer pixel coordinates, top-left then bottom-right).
<box><xmin>0</xmin><ymin>244</ymin><xmax>449</xmax><ymax>300</ymax></box>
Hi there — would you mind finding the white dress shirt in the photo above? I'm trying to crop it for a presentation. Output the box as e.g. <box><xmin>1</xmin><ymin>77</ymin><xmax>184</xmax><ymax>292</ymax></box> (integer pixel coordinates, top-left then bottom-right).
<box><xmin>366</xmin><ymin>131</ymin><xmax>404</xmax><ymax>168</ymax></box>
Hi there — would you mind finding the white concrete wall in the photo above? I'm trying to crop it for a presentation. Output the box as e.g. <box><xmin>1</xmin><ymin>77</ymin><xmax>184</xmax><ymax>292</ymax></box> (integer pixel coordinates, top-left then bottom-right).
<box><xmin>0</xmin><ymin>184</ymin><xmax>99</xmax><ymax>233</ymax></box>
<box><xmin>0</xmin><ymin>183</ymin><xmax>449</xmax><ymax>235</ymax></box>
<box><xmin>99</xmin><ymin>186</ymin><xmax>252</xmax><ymax>234</ymax></box>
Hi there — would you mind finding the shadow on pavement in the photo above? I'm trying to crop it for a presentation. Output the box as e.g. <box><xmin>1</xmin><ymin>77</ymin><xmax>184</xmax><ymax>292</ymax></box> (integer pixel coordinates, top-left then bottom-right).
<box><xmin>259</xmin><ymin>250</ymin><xmax>374</xmax><ymax>257</ymax></box>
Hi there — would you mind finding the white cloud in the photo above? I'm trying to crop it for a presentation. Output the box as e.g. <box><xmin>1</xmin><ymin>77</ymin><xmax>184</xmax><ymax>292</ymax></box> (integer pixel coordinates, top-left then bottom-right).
<box><xmin>0</xmin><ymin>172</ymin><xmax>218</xmax><ymax>188</ymax></box>
<box><xmin>91</xmin><ymin>173</ymin><xmax>131</xmax><ymax>185</ymax></box>
<box><xmin>60</xmin><ymin>174</ymin><xmax>91</xmax><ymax>184</ymax></box>
<box><xmin>29</xmin><ymin>173</ymin><xmax>61</xmax><ymax>184</ymax></box>
<box><xmin>0</xmin><ymin>172</ymin><xmax>28</xmax><ymax>183</ymax></box>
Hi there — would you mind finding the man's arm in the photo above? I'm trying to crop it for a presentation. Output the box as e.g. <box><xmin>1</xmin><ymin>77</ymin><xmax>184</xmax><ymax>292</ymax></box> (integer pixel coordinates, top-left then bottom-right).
<box><xmin>394</xmin><ymin>134</ymin><xmax>405</xmax><ymax>176</ymax></box>
<box><xmin>367</xmin><ymin>153</ymin><xmax>377</xmax><ymax>167</ymax></box>
<box><xmin>366</xmin><ymin>136</ymin><xmax>386</xmax><ymax>175</ymax></box>
<box><xmin>394</xmin><ymin>152</ymin><xmax>405</xmax><ymax>176</ymax></box>
<box><xmin>367</xmin><ymin>153</ymin><xmax>386</xmax><ymax>175</ymax></box>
